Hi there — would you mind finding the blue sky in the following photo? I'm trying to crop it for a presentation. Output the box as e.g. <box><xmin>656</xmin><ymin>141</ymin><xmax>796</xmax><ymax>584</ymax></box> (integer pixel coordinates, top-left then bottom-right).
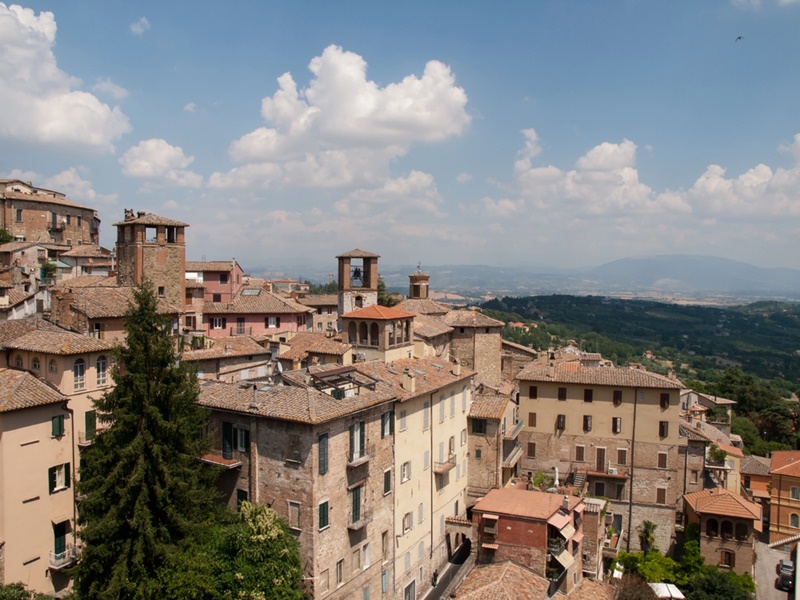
<box><xmin>1</xmin><ymin>1</ymin><xmax>800</xmax><ymax>274</ymax></box>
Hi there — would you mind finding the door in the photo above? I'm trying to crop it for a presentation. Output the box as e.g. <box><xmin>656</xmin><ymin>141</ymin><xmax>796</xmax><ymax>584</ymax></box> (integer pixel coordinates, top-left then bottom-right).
<box><xmin>236</xmin><ymin>317</ymin><xmax>245</xmax><ymax>335</ymax></box>
<box><xmin>596</xmin><ymin>447</ymin><xmax>606</xmax><ymax>472</ymax></box>
<box><xmin>54</xmin><ymin>521</ymin><xmax>67</xmax><ymax>554</ymax></box>
<box><xmin>85</xmin><ymin>410</ymin><xmax>96</xmax><ymax>441</ymax></box>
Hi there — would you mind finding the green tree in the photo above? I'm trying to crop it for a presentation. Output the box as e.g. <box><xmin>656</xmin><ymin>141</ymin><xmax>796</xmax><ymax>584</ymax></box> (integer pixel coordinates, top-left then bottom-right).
<box><xmin>0</xmin><ymin>583</ymin><xmax>54</xmax><ymax>600</ymax></box>
<box><xmin>638</xmin><ymin>520</ymin><xmax>657</xmax><ymax>555</ymax></box>
<box><xmin>377</xmin><ymin>275</ymin><xmax>399</xmax><ymax>307</ymax></box>
<box><xmin>685</xmin><ymin>568</ymin><xmax>754</xmax><ymax>600</ymax></box>
<box><xmin>0</xmin><ymin>229</ymin><xmax>12</xmax><ymax>245</ymax></box>
<box><xmin>76</xmin><ymin>280</ymin><xmax>218</xmax><ymax>599</ymax></box>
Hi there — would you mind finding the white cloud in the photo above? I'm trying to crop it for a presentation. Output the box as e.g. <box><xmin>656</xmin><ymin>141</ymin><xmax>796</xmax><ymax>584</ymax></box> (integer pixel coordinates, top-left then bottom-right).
<box><xmin>210</xmin><ymin>45</ymin><xmax>470</xmax><ymax>189</ymax></box>
<box><xmin>130</xmin><ymin>17</ymin><xmax>150</xmax><ymax>35</ymax></box>
<box><xmin>92</xmin><ymin>77</ymin><xmax>128</xmax><ymax>100</ymax></box>
<box><xmin>779</xmin><ymin>133</ymin><xmax>800</xmax><ymax>162</ymax></box>
<box><xmin>0</xmin><ymin>4</ymin><xmax>131</xmax><ymax>152</ymax></box>
<box><xmin>334</xmin><ymin>170</ymin><xmax>446</xmax><ymax>218</ymax></box>
<box><xmin>183</xmin><ymin>102</ymin><xmax>196</xmax><ymax>112</ymax></box>
<box><xmin>456</xmin><ymin>172</ymin><xmax>472</xmax><ymax>184</ymax></box>
<box><xmin>3</xmin><ymin>167</ymin><xmax>118</xmax><ymax>205</ymax></box>
<box><xmin>120</xmin><ymin>139</ymin><xmax>203</xmax><ymax>188</ymax></box>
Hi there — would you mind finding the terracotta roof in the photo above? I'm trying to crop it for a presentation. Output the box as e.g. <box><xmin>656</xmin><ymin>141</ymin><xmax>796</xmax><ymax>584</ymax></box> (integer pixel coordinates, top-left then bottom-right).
<box><xmin>395</xmin><ymin>297</ymin><xmax>450</xmax><ymax>316</ymax></box>
<box><xmin>0</xmin><ymin>368</ymin><xmax>65</xmax><ymax>412</ymax></box>
<box><xmin>0</xmin><ymin>281</ymin><xmax>12</xmax><ymax>289</ymax></box>
<box><xmin>58</xmin><ymin>245</ymin><xmax>111</xmax><ymax>258</ymax></box>
<box><xmin>716</xmin><ymin>442</ymin><xmax>744</xmax><ymax>458</ymax></box>
<box><xmin>683</xmin><ymin>488</ymin><xmax>761</xmax><ymax>522</ymax></box>
<box><xmin>51</xmin><ymin>275</ymin><xmax>119</xmax><ymax>289</ymax></box>
<box><xmin>185</xmin><ymin>261</ymin><xmax>236</xmax><ymax>272</ymax></box>
<box><xmin>185</xmin><ymin>280</ymin><xmax>205</xmax><ymax>289</ymax></box>
<box><xmin>0</xmin><ymin>241</ymin><xmax>41</xmax><ymax>252</ymax></box>
<box><xmin>278</xmin><ymin>332</ymin><xmax>351</xmax><ymax>361</ymax></box>
<box><xmin>473</xmin><ymin>487</ymin><xmax>582</xmax><ymax>521</ymax></box>
<box><xmin>517</xmin><ymin>363</ymin><xmax>683</xmax><ymax>389</ymax></box>
<box><xmin>412</xmin><ymin>313</ymin><xmax>453</xmax><ymax>339</ymax></box>
<box><xmin>1</xmin><ymin>289</ymin><xmax>35</xmax><ymax>310</ymax></box>
<box><xmin>583</xmin><ymin>497</ymin><xmax>607</xmax><ymax>514</ymax></box>
<box><xmin>695</xmin><ymin>391</ymin><xmax>737</xmax><ymax>406</ymax></box>
<box><xmin>679</xmin><ymin>418</ymin><xmax>731</xmax><ymax>445</ymax></box>
<box><xmin>469</xmin><ymin>392</ymin><xmax>508</xmax><ymax>420</ymax></box>
<box><xmin>771</xmin><ymin>450</ymin><xmax>800</xmax><ymax>477</ymax></box>
<box><xmin>0</xmin><ymin>317</ymin><xmax>66</xmax><ymax>347</ymax></box>
<box><xmin>203</xmin><ymin>290</ymin><xmax>311</xmax><ymax>315</ymax></box>
<box><xmin>740</xmin><ymin>455</ymin><xmax>771</xmax><ymax>476</ymax></box>
<box><xmin>569</xmin><ymin>579</ymin><xmax>616</xmax><ymax>600</ymax></box>
<box><xmin>182</xmin><ymin>336</ymin><xmax>271</xmax><ymax>361</ymax></box>
<box><xmin>336</xmin><ymin>249</ymin><xmax>380</xmax><ymax>258</ymax></box>
<box><xmin>442</xmin><ymin>309</ymin><xmax>503</xmax><ymax>328</ymax></box>
<box><xmin>196</xmin><ymin>378</ymin><xmax>396</xmax><ymax>425</ymax></box>
<box><xmin>1</xmin><ymin>189</ymin><xmax>89</xmax><ymax>209</ymax></box>
<box><xmin>501</xmin><ymin>339</ymin><xmax>539</xmax><ymax>356</ymax></box>
<box><xmin>63</xmin><ymin>286</ymin><xmax>181</xmax><ymax>318</ymax></box>
<box><xmin>680</xmin><ymin>423</ymin><xmax>713</xmax><ymax>443</ymax></box>
<box><xmin>296</xmin><ymin>294</ymin><xmax>338</xmax><ymax>307</ymax></box>
<box><xmin>341</xmin><ymin>304</ymin><xmax>415</xmax><ymax>320</ymax></box>
<box><xmin>453</xmin><ymin>561</ymin><xmax>548</xmax><ymax>600</ymax></box>
<box><xmin>5</xmin><ymin>329</ymin><xmax>115</xmax><ymax>355</ymax></box>
<box><xmin>113</xmin><ymin>212</ymin><xmax>188</xmax><ymax>227</ymax></box>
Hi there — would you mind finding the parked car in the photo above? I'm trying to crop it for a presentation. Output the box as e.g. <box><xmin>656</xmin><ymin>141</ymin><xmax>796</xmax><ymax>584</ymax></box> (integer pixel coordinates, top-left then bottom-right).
<box><xmin>777</xmin><ymin>559</ymin><xmax>794</xmax><ymax>591</ymax></box>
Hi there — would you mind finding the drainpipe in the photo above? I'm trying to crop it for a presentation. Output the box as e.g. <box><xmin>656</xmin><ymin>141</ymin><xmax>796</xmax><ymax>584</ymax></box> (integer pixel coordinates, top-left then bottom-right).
<box><xmin>626</xmin><ymin>388</ymin><xmax>639</xmax><ymax>552</ymax></box>
<box><xmin>62</xmin><ymin>401</ymin><xmax>78</xmax><ymax>551</ymax></box>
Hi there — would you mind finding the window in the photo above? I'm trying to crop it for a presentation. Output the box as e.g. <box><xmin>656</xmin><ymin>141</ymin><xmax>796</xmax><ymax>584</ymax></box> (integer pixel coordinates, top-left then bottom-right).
<box><xmin>656</xmin><ymin>488</ymin><xmax>667</xmax><ymax>505</ymax></box>
<box><xmin>584</xmin><ymin>388</ymin><xmax>593</xmax><ymax>402</ymax></box>
<box><xmin>529</xmin><ymin>385</ymin><xmax>538</xmax><ymax>399</ymax></box>
<box><xmin>73</xmin><ymin>359</ymin><xmax>85</xmax><ymax>390</ymax></box>
<box><xmin>448</xmin><ymin>435</ymin><xmax>455</xmax><ymax>455</ymax></box>
<box><xmin>575</xmin><ymin>445</ymin><xmax>585</xmax><ymax>462</ymax></box>
<box><xmin>320</xmin><ymin>569</ymin><xmax>330</xmax><ymax>593</ymax></box>
<box><xmin>744</xmin><ymin>475</ymin><xmax>751</xmax><ymax>488</ymax></box>
<box><xmin>471</xmin><ymin>419</ymin><xmax>487</xmax><ymax>434</ymax></box>
<box><xmin>583</xmin><ymin>415</ymin><xmax>592</xmax><ymax>432</ymax></box>
<box><xmin>363</xmin><ymin>543</ymin><xmax>371</xmax><ymax>569</ymax></box>
<box><xmin>615</xmin><ymin>483</ymin><xmax>625</xmax><ymax>501</ymax></box>
<box><xmin>404</xmin><ymin>581</ymin><xmax>415</xmax><ymax>600</ymax></box>
<box><xmin>268</xmin><ymin>316</ymin><xmax>281</xmax><ymax>328</ymax></box>
<box><xmin>288</xmin><ymin>501</ymin><xmax>301</xmax><ymax>529</ymax></box>
<box><xmin>48</xmin><ymin>463</ymin><xmax>70</xmax><ymax>493</ymax></box>
<box><xmin>319</xmin><ymin>501</ymin><xmax>329</xmax><ymax>530</ymax></box>
<box><xmin>77</xmin><ymin>216</ymin><xmax>81</xmax><ymax>227</ymax></box>
<box><xmin>52</xmin><ymin>415</ymin><xmax>64</xmax><ymax>438</ymax></box>
<box><xmin>49</xmin><ymin>359</ymin><xmax>57</xmax><ymax>373</ymax></box>
<box><xmin>351</xmin><ymin>485</ymin><xmax>362</xmax><ymax>523</ymax></box>
<box><xmin>450</xmin><ymin>391</ymin><xmax>455</xmax><ymax>417</ymax></box>
<box><xmin>558</xmin><ymin>387</ymin><xmax>567</xmax><ymax>401</ymax></box>
<box><xmin>659</xmin><ymin>421</ymin><xmax>669</xmax><ymax>438</ymax></box>
<box><xmin>14</xmin><ymin>354</ymin><xmax>22</xmax><ymax>368</ymax></box>
<box><xmin>792</xmin><ymin>487</ymin><xmax>800</xmax><ymax>500</ymax></box>
<box><xmin>381</xmin><ymin>411</ymin><xmax>394</xmax><ymax>437</ymax></box>
<box><xmin>233</xmin><ymin>426</ymin><xmax>249</xmax><ymax>451</ymax></box>
<box><xmin>401</xmin><ymin>461</ymin><xmax>412</xmax><ymax>482</ymax></box>
<box><xmin>211</xmin><ymin>317</ymin><xmax>227</xmax><ymax>330</ymax></box>
<box><xmin>349</xmin><ymin>421</ymin><xmax>366</xmax><ymax>462</ymax></box>
<box><xmin>462</xmin><ymin>385</ymin><xmax>468</xmax><ymax>412</ymax></box>
<box><xmin>528</xmin><ymin>412</ymin><xmax>537</xmax><ymax>427</ymax></box>
<box><xmin>612</xmin><ymin>417</ymin><xmax>622</xmax><ymax>434</ymax></box>
<box><xmin>792</xmin><ymin>514</ymin><xmax>800</xmax><ymax>528</ymax></box>
<box><xmin>424</xmin><ymin>450</ymin><xmax>430</xmax><ymax>470</ymax></box>
<box><xmin>423</xmin><ymin>401</ymin><xmax>430</xmax><ymax>431</ymax></box>
<box><xmin>658</xmin><ymin>452</ymin><xmax>668</xmax><ymax>469</ymax></box>
<box><xmin>660</xmin><ymin>393</ymin><xmax>670</xmax><ymax>409</ymax></box>
<box><xmin>691</xmin><ymin>470</ymin><xmax>699</xmax><ymax>484</ymax></box>
<box><xmin>382</xmin><ymin>531</ymin><xmax>389</xmax><ymax>563</ymax></box>
<box><xmin>399</xmin><ymin>410</ymin><xmax>407</xmax><ymax>431</ymax></box>
<box><xmin>617</xmin><ymin>448</ymin><xmax>628</xmax><ymax>465</ymax></box>
<box><xmin>220</xmin><ymin>273</ymin><xmax>229</xmax><ymax>284</ymax></box>
<box><xmin>213</xmin><ymin>293</ymin><xmax>222</xmax><ymax>302</ymax></box>
<box><xmin>318</xmin><ymin>433</ymin><xmax>328</xmax><ymax>475</ymax></box>
<box><xmin>336</xmin><ymin>559</ymin><xmax>344</xmax><ymax>586</ymax></box>
<box><xmin>96</xmin><ymin>355</ymin><xmax>107</xmax><ymax>386</ymax></box>
<box><xmin>384</xmin><ymin>469</ymin><xmax>392</xmax><ymax>495</ymax></box>
<box><xmin>157</xmin><ymin>286</ymin><xmax>165</xmax><ymax>298</ymax></box>
<box><xmin>556</xmin><ymin>414</ymin><xmax>566</xmax><ymax>430</ymax></box>
<box><xmin>65</xmin><ymin>214</ymin><xmax>71</xmax><ymax>225</ymax></box>
<box><xmin>418</xmin><ymin>503</ymin><xmax>424</xmax><ymax>524</ymax></box>
<box><xmin>527</xmin><ymin>442</ymin><xmax>536</xmax><ymax>458</ymax></box>
<box><xmin>475</xmin><ymin>449</ymin><xmax>482</xmax><ymax>460</ymax></box>
<box><xmin>31</xmin><ymin>357</ymin><xmax>40</xmax><ymax>370</ymax></box>
<box><xmin>15</xmin><ymin>208</ymin><xmax>22</xmax><ymax>222</ymax></box>
<box><xmin>381</xmin><ymin>569</ymin><xmax>389</xmax><ymax>593</ymax></box>
<box><xmin>236</xmin><ymin>489</ymin><xmax>248</xmax><ymax>507</ymax></box>
<box><xmin>439</xmin><ymin>395</ymin><xmax>445</xmax><ymax>422</ymax></box>
<box><xmin>461</xmin><ymin>428</ymin><xmax>467</xmax><ymax>446</ymax></box>
<box><xmin>403</xmin><ymin>512</ymin><xmax>414</xmax><ymax>533</ymax></box>
<box><xmin>595</xmin><ymin>482</ymin><xmax>605</xmax><ymax>497</ymax></box>
<box><xmin>353</xmin><ymin>548</ymin><xmax>361</xmax><ymax>572</ymax></box>
<box><xmin>613</xmin><ymin>390</ymin><xmax>622</xmax><ymax>406</ymax></box>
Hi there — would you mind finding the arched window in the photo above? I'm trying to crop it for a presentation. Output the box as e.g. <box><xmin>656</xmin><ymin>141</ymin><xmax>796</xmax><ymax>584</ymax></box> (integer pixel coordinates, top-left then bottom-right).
<box><xmin>720</xmin><ymin>520</ymin><xmax>733</xmax><ymax>539</ymax></box>
<box><xmin>31</xmin><ymin>357</ymin><xmax>40</xmax><ymax>370</ymax></box>
<box><xmin>14</xmin><ymin>355</ymin><xmax>22</xmax><ymax>368</ymax></box>
<box><xmin>791</xmin><ymin>514</ymin><xmax>799</xmax><ymax>528</ymax></box>
<box><xmin>370</xmin><ymin>323</ymin><xmax>379</xmax><ymax>346</ymax></box>
<box><xmin>348</xmin><ymin>322</ymin><xmax>357</xmax><ymax>345</ymax></box>
<box><xmin>73</xmin><ymin>359</ymin><xmax>86</xmax><ymax>390</ymax></box>
<box><xmin>358</xmin><ymin>322</ymin><xmax>368</xmax><ymax>346</ymax></box>
<box><xmin>96</xmin><ymin>355</ymin><xmax>107</xmax><ymax>386</ymax></box>
<box><xmin>706</xmin><ymin>518</ymin><xmax>719</xmax><ymax>537</ymax></box>
<box><xmin>735</xmin><ymin>522</ymin><xmax>748</xmax><ymax>541</ymax></box>
<box><xmin>49</xmin><ymin>359</ymin><xmax>58</xmax><ymax>373</ymax></box>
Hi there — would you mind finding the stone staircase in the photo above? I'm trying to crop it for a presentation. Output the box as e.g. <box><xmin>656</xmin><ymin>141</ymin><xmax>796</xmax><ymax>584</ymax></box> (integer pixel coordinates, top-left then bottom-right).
<box><xmin>572</xmin><ymin>471</ymin><xmax>586</xmax><ymax>492</ymax></box>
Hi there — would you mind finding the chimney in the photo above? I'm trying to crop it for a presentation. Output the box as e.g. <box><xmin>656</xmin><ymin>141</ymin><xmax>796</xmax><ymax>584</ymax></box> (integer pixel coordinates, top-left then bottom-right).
<box><xmin>563</xmin><ymin>495</ymin><xmax>570</xmax><ymax>511</ymax></box>
<box><xmin>452</xmin><ymin>359</ymin><xmax>461</xmax><ymax>376</ymax></box>
<box><xmin>402</xmin><ymin>366</ymin><xmax>416</xmax><ymax>394</ymax></box>
<box><xmin>547</xmin><ymin>362</ymin><xmax>555</xmax><ymax>378</ymax></box>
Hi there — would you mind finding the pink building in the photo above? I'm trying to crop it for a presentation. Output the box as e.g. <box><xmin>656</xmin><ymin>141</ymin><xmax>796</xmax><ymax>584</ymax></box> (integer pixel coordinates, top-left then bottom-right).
<box><xmin>185</xmin><ymin>260</ymin><xmax>244</xmax><ymax>304</ymax></box>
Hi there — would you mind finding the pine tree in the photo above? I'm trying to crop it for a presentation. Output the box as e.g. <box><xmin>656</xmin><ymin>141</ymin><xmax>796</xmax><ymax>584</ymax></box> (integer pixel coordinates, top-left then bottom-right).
<box><xmin>76</xmin><ymin>280</ymin><xmax>218</xmax><ymax>599</ymax></box>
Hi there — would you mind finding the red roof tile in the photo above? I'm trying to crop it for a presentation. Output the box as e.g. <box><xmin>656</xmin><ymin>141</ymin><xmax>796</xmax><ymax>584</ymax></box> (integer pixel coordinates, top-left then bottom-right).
<box><xmin>341</xmin><ymin>304</ymin><xmax>415</xmax><ymax>320</ymax></box>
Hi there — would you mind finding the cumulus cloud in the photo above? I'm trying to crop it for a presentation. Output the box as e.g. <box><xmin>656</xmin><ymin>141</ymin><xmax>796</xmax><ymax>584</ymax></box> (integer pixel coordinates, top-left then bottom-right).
<box><xmin>210</xmin><ymin>45</ymin><xmax>470</xmax><ymax>189</ymax></box>
<box><xmin>456</xmin><ymin>172</ymin><xmax>472</xmax><ymax>184</ymax></box>
<box><xmin>334</xmin><ymin>170</ymin><xmax>446</xmax><ymax>218</ymax></box>
<box><xmin>4</xmin><ymin>167</ymin><xmax>118</xmax><ymax>205</ymax></box>
<box><xmin>0</xmin><ymin>4</ymin><xmax>131</xmax><ymax>152</ymax></box>
<box><xmin>120</xmin><ymin>139</ymin><xmax>203</xmax><ymax>188</ymax></box>
<box><xmin>130</xmin><ymin>17</ymin><xmax>150</xmax><ymax>35</ymax></box>
<box><xmin>183</xmin><ymin>102</ymin><xmax>196</xmax><ymax>112</ymax></box>
<box><xmin>91</xmin><ymin>77</ymin><xmax>128</xmax><ymax>100</ymax></box>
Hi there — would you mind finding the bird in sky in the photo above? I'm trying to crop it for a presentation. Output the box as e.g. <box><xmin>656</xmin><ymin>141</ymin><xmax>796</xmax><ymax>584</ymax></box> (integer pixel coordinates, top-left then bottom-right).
<box><xmin>736</xmin><ymin>36</ymin><xmax>744</xmax><ymax>42</ymax></box>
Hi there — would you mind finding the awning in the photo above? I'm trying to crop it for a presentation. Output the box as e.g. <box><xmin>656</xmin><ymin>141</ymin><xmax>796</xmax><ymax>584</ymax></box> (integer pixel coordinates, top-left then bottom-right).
<box><xmin>481</xmin><ymin>543</ymin><xmax>499</xmax><ymax>550</ymax></box>
<box><xmin>559</xmin><ymin>523</ymin><xmax>576</xmax><ymax>540</ymax></box>
<box><xmin>482</xmin><ymin>514</ymin><xmax>499</xmax><ymax>521</ymax></box>
<box><xmin>648</xmin><ymin>583</ymin><xmax>686</xmax><ymax>599</ymax></box>
<box><xmin>548</xmin><ymin>512</ymin><xmax>570</xmax><ymax>529</ymax></box>
<box><xmin>572</xmin><ymin>532</ymin><xmax>584</xmax><ymax>545</ymax></box>
<box><xmin>52</xmin><ymin>260</ymin><xmax>71</xmax><ymax>269</ymax></box>
<box><xmin>554</xmin><ymin>548</ymin><xmax>575</xmax><ymax>570</ymax></box>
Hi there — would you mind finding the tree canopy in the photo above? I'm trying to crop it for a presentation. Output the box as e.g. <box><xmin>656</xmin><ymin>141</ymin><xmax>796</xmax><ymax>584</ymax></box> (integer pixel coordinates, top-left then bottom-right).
<box><xmin>76</xmin><ymin>280</ymin><xmax>219</xmax><ymax>599</ymax></box>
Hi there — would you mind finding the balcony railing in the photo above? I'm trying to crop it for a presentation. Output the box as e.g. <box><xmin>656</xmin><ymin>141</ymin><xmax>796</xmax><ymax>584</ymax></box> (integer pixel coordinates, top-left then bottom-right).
<box><xmin>548</xmin><ymin>538</ymin><xmax>566</xmax><ymax>554</ymax></box>
<box><xmin>229</xmin><ymin>326</ymin><xmax>253</xmax><ymax>336</ymax></box>
<box><xmin>503</xmin><ymin>420</ymin><xmax>524</xmax><ymax>441</ymax></box>
<box><xmin>434</xmin><ymin>454</ymin><xmax>457</xmax><ymax>475</ymax></box>
<box><xmin>49</xmin><ymin>546</ymin><xmax>78</xmax><ymax>570</ymax></box>
<box><xmin>78</xmin><ymin>429</ymin><xmax>102</xmax><ymax>446</ymax></box>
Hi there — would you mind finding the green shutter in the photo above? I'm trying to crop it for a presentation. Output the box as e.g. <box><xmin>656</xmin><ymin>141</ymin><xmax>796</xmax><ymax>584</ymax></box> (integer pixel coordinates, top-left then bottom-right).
<box><xmin>53</xmin><ymin>521</ymin><xmax>66</xmax><ymax>554</ymax></box>
<box><xmin>359</xmin><ymin>421</ymin><xmax>365</xmax><ymax>456</ymax></box>
<box><xmin>64</xmin><ymin>463</ymin><xmax>70</xmax><ymax>489</ymax></box>
<box><xmin>318</xmin><ymin>433</ymin><xmax>328</xmax><ymax>475</ymax></box>
<box><xmin>48</xmin><ymin>466</ymin><xmax>57</xmax><ymax>494</ymax></box>
<box><xmin>52</xmin><ymin>415</ymin><xmax>63</xmax><ymax>437</ymax></box>
<box><xmin>349</xmin><ymin>424</ymin><xmax>355</xmax><ymax>462</ymax></box>
<box><xmin>85</xmin><ymin>411</ymin><xmax>96</xmax><ymax>440</ymax></box>
<box><xmin>222</xmin><ymin>422</ymin><xmax>233</xmax><ymax>459</ymax></box>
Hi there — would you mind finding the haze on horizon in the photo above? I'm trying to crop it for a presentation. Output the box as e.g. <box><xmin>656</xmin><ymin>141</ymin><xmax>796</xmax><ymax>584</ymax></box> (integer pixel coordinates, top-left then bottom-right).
<box><xmin>1</xmin><ymin>1</ymin><xmax>799</xmax><ymax>271</ymax></box>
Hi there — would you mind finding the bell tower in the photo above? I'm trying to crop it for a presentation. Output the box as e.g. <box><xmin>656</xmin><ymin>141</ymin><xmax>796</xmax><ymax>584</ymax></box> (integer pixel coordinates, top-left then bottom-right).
<box><xmin>337</xmin><ymin>249</ymin><xmax>380</xmax><ymax>317</ymax></box>
<box><xmin>408</xmin><ymin>263</ymin><xmax>430</xmax><ymax>299</ymax></box>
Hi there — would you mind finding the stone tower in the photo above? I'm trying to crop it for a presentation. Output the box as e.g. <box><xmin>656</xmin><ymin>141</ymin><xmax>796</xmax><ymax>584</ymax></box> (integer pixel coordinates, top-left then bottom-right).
<box><xmin>337</xmin><ymin>249</ymin><xmax>380</xmax><ymax>318</ymax></box>
<box><xmin>408</xmin><ymin>265</ymin><xmax>430</xmax><ymax>299</ymax></box>
<box><xmin>114</xmin><ymin>209</ymin><xmax>187</xmax><ymax>310</ymax></box>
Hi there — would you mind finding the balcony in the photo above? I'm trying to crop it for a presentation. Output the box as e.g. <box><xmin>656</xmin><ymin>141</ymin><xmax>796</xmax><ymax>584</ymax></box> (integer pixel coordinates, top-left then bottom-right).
<box><xmin>346</xmin><ymin>445</ymin><xmax>373</xmax><ymax>469</ymax></box>
<box><xmin>347</xmin><ymin>510</ymin><xmax>373</xmax><ymax>531</ymax></box>
<box><xmin>200</xmin><ymin>449</ymin><xmax>243</xmax><ymax>469</ymax></box>
<box><xmin>229</xmin><ymin>325</ymin><xmax>253</xmax><ymax>336</ymax></box>
<box><xmin>503</xmin><ymin>420</ymin><xmax>524</xmax><ymax>441</ymax></box>
<box><xmin>502</xmin><ymin>443</ymin><xmax>523</xmax><ymax>469</ymax></box>
<box><xmin>48</xmin><ymin>222</ymin><xmax>65</xmax><ymax>231</ymax></box>
<box><xmin>78</xmin><ymin>429</ymin><xmax>103</xmax><ymax>447</ymax></box>
<box><xmin>548</xmin><ymin>538</ymin><xmax>566</xmax><ymax>554</ymax></box>
<box><xmin>434</xmin><ymin>454</ymin><xmax>457</xmax><ymax>475</ymax></box>
<box><xmin>49</xmin><ymin>547</ymin><xmax>78</xmax><ymax>570</ymax></box>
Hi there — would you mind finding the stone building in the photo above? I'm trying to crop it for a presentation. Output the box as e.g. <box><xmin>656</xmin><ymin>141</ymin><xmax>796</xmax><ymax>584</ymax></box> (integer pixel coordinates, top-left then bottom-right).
<box><xmin>336</xmin><ymin>249</ymin><xmax>379</xmax><ymax>317</ymax></box>
<box><xmin>516</xmin><ymin>362</ymin><xmax>684</xmax><ymax>554</ymax></box>
<box><xmin>683</xmin><ymin>488</ymin><xmax>761</xmax><ymax>575</ymax></box>
<box><xmin>0</xmin><ymin>179</ymin><xmax>100</xmax><ymax>246</ymax></box>
<box><xmin>472</xmin><ymin>487</ymin><xmax>585</xmax><ymax>595</ymax></box>
<box><xmin>296</xmin><ymin>294</ymin><xmax>339</xmax><ymax>334</ymax></box>
<box><xmin>275</xmin><ymin>332</ymin><xmax>353</xmax><ymax>371</ymax></box>
<box><xmin>441</xmin><ymin>310</ymin><xmax>503</xmax><ymax>386</ymax></box>
<box><xmin>341</xmin><ymin>304</ymin><xmax>415</xmax><ymax>363</ymax></box>
<box><xmin>181</xmin><ymin>336</ymin><xmax>273</xmax><ymax>383</ymax></box>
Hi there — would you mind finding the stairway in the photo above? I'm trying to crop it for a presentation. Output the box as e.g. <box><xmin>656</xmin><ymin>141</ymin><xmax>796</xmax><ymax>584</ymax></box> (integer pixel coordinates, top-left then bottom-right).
<box><xmin>572</xmin><ymin>471</ymin><xmax>586</xmax><ymax>491</ymax></box>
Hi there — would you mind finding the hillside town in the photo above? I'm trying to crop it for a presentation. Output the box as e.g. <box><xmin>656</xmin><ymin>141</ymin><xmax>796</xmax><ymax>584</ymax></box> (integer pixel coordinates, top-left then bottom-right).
<box><xmin>0</xmin><ymin>179</ymin><xmax>794</xmax><ymax>599</ymax></box>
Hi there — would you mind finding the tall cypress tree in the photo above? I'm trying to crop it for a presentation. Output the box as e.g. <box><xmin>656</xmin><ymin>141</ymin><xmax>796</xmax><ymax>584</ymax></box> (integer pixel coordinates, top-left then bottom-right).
<box><xmin>76</xmin><ymin>280</ymin><xmax>217</xmax><ymax>599</ymax></box>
